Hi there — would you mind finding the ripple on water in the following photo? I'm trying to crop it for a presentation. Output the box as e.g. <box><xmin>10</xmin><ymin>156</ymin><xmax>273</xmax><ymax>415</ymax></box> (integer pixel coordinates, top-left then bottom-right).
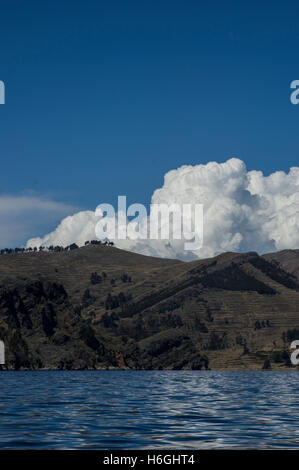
<box><xmin>0</xmin><ymin>370</ymin><xmax>298</xmax><ymax>449</ymax></box>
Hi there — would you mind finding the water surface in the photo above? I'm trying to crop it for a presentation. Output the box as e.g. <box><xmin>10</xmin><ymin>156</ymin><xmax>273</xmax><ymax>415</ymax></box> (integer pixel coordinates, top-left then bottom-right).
<box><xmin>0</xmin><ymin>371</ymin><xmax>298</xmax><ymax>449</ymax></box>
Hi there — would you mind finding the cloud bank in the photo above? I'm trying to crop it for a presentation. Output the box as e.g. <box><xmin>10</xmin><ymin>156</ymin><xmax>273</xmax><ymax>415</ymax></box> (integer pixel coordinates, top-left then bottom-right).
<box><xmin>26</xmin><ymin>158</ymin><xmax>299</xmax><ymax>260</ymax></box>
<box><xmin>0</xmin><ymin>194</ymin><xmax>76</xmax><ymax>248</ymax></box>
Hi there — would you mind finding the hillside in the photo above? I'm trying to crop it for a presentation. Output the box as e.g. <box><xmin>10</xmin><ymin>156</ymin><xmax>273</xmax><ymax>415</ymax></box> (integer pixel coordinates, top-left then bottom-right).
<box><xmin>0</xmin><ymin>244</ymin><xmax>299</xmax><ymax>370</ymax></box>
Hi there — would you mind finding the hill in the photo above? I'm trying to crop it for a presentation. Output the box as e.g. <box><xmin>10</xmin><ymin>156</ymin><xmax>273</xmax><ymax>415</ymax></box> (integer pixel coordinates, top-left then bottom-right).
<box><xmin>0</xmin><ymin>244</ymin><xmax>298</xmax><ymax>370</ymax></box>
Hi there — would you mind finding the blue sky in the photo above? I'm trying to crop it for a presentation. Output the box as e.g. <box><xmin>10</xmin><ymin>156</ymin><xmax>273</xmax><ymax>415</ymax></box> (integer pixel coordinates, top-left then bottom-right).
<box><xmin>0</xmin><ymin>0</ymin><xmax>299</xmax><ymax>246</ymax></box>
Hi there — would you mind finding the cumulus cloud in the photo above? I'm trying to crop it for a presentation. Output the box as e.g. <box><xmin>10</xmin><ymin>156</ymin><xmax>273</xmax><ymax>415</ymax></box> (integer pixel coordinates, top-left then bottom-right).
<box><xmin>0</xmin><ymin>194</ymin><xmax>76</xmax><ymax>248</ymax></box>
<box><xmin>27</xmin><ymin>210</ymin><xmax>97</xmax><ymax>249</ymax></box>
<box><xmin>26</xmin><ymin>159</ymin><xmax>299</xmax><ymax>260</ymax></box>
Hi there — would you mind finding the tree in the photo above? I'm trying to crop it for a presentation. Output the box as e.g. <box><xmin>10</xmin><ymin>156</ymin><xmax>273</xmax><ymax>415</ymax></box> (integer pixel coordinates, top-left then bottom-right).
<box><xmin>90</xmin><ymin>272</ymin><xmax>102</xmax><ymax>285</ymax></box>
<box><xmin>262</xmin><ymin>359</ymin><xmax>271</xmax><ymax>370</ymax></box>
<box><xmin>82</xmin><ymin>289</ymin><xmax>93</xmax><ymax>307</ymax></box>
<box><xmin>69</xmin><ymin>243</ymin><xmax>79</xmax><ymax>250</ymax></box>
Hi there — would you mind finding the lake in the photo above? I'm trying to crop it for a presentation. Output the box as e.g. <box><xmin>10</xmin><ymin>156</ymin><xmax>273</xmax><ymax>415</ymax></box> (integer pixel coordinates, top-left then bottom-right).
<box><xmin>0</xmin><ymin>370</ymin><xmax>298</xmax><ymax>449</ymax></box>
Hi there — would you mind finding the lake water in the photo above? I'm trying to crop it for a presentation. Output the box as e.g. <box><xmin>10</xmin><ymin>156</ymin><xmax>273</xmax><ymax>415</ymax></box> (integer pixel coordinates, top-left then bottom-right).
<box><xmin>0</xmin><ymin>370</ymin><xmax>298</xmax><ymax>449</ymax></box>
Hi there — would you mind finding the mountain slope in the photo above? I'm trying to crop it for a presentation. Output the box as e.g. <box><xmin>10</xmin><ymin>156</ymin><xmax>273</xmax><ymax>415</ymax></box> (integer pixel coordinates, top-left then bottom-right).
<box><xmin>0</xmin><ymin>245</ymin><xmax>298</xmax><ymax>370</ymax></box>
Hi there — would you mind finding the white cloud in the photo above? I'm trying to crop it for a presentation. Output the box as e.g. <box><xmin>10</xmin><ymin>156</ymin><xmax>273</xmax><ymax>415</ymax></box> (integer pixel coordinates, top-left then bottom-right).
<box><xmin>26</xmin><ymin>210</ymin><xmax>97</xmax><ymax>249</ymax></box>
<box><xmin>26</xmin><ymin>159</ymin><xmax>299</xmax><ymax>259</ymax></box>
<box><xmin>0</xmin><ymin>194</ymin><xmax>76</xmax><ymax>248</ymax></box>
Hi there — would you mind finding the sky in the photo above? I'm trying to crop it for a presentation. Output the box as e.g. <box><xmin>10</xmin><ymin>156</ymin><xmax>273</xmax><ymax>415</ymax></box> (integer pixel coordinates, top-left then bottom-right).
<box><xmin>1</xmin><ymin>0</ymin><xmax>299</xmax><ymax>249</ymax></box>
